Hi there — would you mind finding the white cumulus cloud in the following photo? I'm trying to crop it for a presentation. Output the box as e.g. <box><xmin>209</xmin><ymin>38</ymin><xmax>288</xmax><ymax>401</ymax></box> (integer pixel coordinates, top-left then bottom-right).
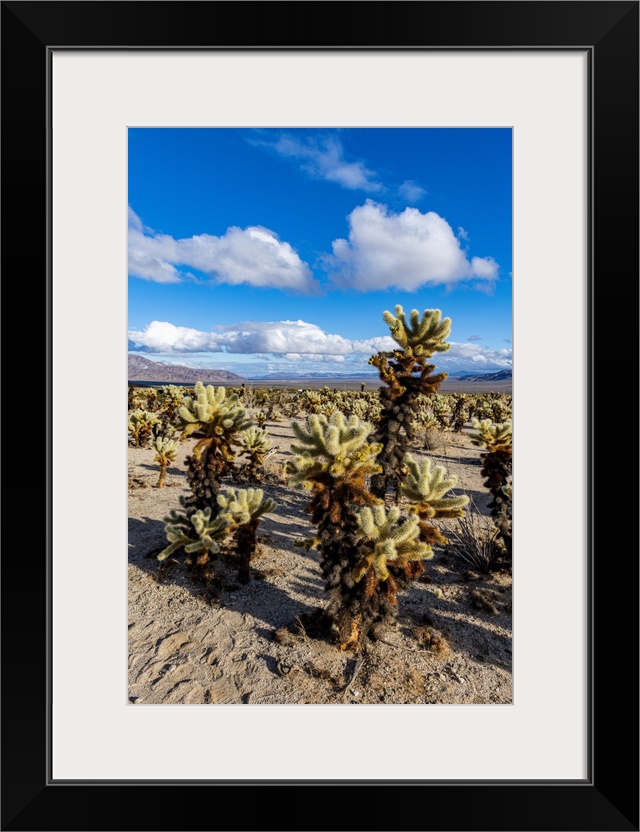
<box><xmin>128</xmin><ymin>319</ymin><xmax>396</xmax><ymax>357</ymax></box>
<box><xmin>128</xmin><ymin>319</ymin><xmax>511</xmax><ymax>372</ymax></box>
<box><xmin>127</xmin><ymin>208</ymin><xmax>318</xmax><ymax>293</ymax></box>
<box><xmin>330</xmin><ymin>201</ymin><xmax>499</xmax><ymax>291</ymax></box>
<box><xmin>439</xmin><ymin>342</ymin><xmax>512</xmax><ymax>371</ymax></box>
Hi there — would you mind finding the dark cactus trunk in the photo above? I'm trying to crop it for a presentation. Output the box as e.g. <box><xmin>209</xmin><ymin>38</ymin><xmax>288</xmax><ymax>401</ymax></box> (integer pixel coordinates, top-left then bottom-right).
<box><xmin>235</xmin><ymin>521</ymin><xmax>258</xmax><ymax>584</ymax></box>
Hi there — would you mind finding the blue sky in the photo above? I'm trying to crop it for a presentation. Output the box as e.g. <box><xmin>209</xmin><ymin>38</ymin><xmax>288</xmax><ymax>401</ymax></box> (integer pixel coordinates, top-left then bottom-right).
<box><xmin>128</xmin><ymin>128</ymin><xmax>512</xmax><ymax>377</ymax></box>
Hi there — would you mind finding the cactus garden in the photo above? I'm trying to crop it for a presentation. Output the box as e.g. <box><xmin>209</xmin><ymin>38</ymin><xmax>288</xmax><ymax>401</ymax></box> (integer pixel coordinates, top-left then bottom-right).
<box><xmin>128</xmin><ymin>312</ymin><xmax>513</xmax><ymax>704</ymax></box>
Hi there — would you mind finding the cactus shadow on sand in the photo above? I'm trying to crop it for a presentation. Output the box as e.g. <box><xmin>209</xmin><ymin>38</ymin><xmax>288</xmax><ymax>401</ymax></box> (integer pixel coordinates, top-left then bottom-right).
<box><xmin>128</xmin><ymin>515</ymin><xmax>320</xmax><ymax>635</ymax></box>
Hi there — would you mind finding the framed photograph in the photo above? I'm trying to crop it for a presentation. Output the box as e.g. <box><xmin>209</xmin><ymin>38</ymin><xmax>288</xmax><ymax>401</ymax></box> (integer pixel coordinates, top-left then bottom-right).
<box><xmin>3</xmin><ymin>2</ymin><xmax>637</xmax><ymax>830</ymax></box>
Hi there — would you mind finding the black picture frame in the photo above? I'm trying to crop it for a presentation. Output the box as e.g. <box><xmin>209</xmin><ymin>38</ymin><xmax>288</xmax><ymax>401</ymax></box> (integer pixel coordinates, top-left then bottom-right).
<box><xmin>2</xmin><ymin>2</ymin><xmax>638</xmax><ymax>830</ymax></box>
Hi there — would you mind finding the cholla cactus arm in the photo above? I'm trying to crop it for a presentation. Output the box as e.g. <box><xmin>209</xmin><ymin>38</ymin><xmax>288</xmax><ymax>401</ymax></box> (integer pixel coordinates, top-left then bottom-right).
<box><xmin>176</xmin><ymin>382</ymin><xmax>252</xmax><ymax>449</ymax></box>
<box><xmin>287</xmin><ymin>413</ymin><xmax>382</xmax><ymax>483</ymax></box>
<box><xmin>157</xmin><ymin>507</ymin><xmax>228</xmax><ymax>561</ymax></box>
<box><xmin>353</xmin><ymin>505</ymin><xmax>432</xmax><ymax>582</ymax></box>
<box><xmin>383</xmin><ymin>305</ymin><xmax>452</xmax><ymax>357</ymax></box>
<box><xmin>153</xmin><ymin>435</ymin><xmax>180</xmax><ymax>461</ymax></box>
<box><xmin>217</xmin><ymin>487</ymin><xmax>277</xmax><ymax>528</ymax></box>
<box><xmin>401</xmin><ymin>454</ymin><xmax>469</xmax><ymax>517</ymax></box>
<box><xmin>240</xmin><ymin>426</ymin><xmax>272</xmax><ymax>454</ymax></box>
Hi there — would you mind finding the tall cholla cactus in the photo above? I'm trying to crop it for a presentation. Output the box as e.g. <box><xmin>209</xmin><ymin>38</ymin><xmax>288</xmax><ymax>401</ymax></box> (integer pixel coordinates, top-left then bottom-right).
<box><xmin>238</xmin><ymin>426</ymin><xmax>272</xmax><ymax>483</ymax></box>
<box><xmin>128</xmin><ymin>409</ymin><xmax>160</xmax><ymax>447</ymax></box>
<box><xmin>152</xmin><ymin>435</ymin><xmax>180</xmax><ymax>488</ymax></box>
<box><xmin>217</xmin><ymin>488</ymin><xmax>277</xmax><ymax>583</ymax></box>
<box><xmin>400</xmin><ymin>453</ymin><xmax>469</xmax><ymax>547</ymax></box>
<box><xmin>177</xmin><ymin>382</ymin><xmax>252</xmax><ymax>513</ymax></box>
<box><xmin>369</xmin><ymin>305</ymin><xmax>451</xmax><ymax>497</ymax></box>
<box><xmin>470</xmin><ymin>418</ymin><xmax>512</xmax><ymax>561</ymax></box>
<box><xmin>286</xmin><ymin>412</ymin><xmax>383</xmax><ymax>649</ymax></box>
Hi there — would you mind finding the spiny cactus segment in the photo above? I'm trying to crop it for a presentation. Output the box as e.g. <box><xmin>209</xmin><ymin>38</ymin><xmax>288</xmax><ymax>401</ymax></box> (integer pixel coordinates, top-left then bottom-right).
<box><xmin>287</xmin><ymin>412</ymin><xmax>382</xmax><ymax>485</ymax></box>
<box><xmin>401</xmin><ymin>454</ymin><xmax>469</xmax><ymax>517</ymax></box>
<box><xmin>178</xmin><ymin>382</ymin><xmax>251</xmax><ymax>452</ymax></box>
<box><xmin>383</xmin><ymin>305</ymin><xmax>452</xmax><ymax>357</ymax></box>
<box><xmin>400</xmin><ymin>453</ymin><xmax>469</xmax><ymax>549</ymax></box>
<box><xmin>217</xmin><ymin>487</ymin><xmax>277</xmax><ymax>528</ymax></box>
<box><xmin>353</xmin><ymin>505</ymin><xmax>431</xmax><ymax>583</ymax></box>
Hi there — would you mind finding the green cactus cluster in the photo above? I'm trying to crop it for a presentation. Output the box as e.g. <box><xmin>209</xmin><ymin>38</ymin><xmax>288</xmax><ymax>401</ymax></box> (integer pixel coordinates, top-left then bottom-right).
<box><xmin>128</xmin><ymin>409</ymin><xmax>160</xmax><ymax>447</ymax></box>
<box><xmin>400</xmin><ymin>453</ymin><xmax>469</xmax><ymax>549</ymax></box>
<box><xmin>158</xmin><ymin>504</ymin><xmax>228</xmax><ymax>563</ymax></box>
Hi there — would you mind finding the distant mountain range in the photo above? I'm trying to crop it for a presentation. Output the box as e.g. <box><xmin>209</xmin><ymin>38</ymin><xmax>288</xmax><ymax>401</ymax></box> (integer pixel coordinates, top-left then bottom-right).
<box><xmin>128</xmin><ymin>354</ymin><xmax>246</xmax><ymax>384</ymax></box>
<box><xmin>249</xmin><ymin>371</ymin><xmax>377</xmax><ymax>381</ymax></box>
<box><xmin>128</xmin><ymin>355</ymin><xmax>511</xmax><ymax>385</ymax></box>
<box><xmin>448</xmin><ymin>369</ymin><xmax>512</xmax><ymax>382</ymax></box>
<box><xmin>252</xmin><ymin>369</ymin><xmax>512</xmax><ymax>382</ymax></box>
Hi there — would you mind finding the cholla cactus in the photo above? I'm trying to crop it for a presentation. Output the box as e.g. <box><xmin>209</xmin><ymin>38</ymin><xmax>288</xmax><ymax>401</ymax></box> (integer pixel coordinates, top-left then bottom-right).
<box><xmin>217</xmin><ymin>487</ymin><xmax>277</xmax><ymax>582</ymax></box>
<box><xmin>287</xmin><ymin>412</ymin><xmax>383</xmax><ymax>649</ymax></box>
<box><xmin>449</xmin><ymin>394</ymin><xmax>470</xmax><ymax>432</ymax></box>
<box><xmin>238</xmin><ymin>426</ymin><xmax>272</xmax><ymax>483</ymax></box>
<box><xmin>152</xmin><ymin>435</ymin><xmax>180</xmax><ymax>488</ymax></box>
<box><xmin>470</xmin><ymin>418</ymin><xmax>512</xmax><ymax>562</ymax></box>
<box><xmin>158</xmin><ymin>505</ymin><xmax>228</xmax><ymax>564</ymax></box>
<box><xmin>432</xmin><ymin>396</ymin><xmax>452</xmax><ymax>430</ymax></box>
<box><xmin>369</xmin><ymin>305</ymin><xmax>451</xmax><ymax>497</ymax></box>
<box><xmin>128</xmin><ymin>409</ymin><xmax>160</xmax><ymax>447</ymax></box>
<box><xmin>177</xmin><ymin>382</ymin><xmax>252</xmax><ymax>512</ymax></box>
<box><xmin>401</xmin><ymin>453</ymin><xmax>469</xmax><ymax>547</ymax></box>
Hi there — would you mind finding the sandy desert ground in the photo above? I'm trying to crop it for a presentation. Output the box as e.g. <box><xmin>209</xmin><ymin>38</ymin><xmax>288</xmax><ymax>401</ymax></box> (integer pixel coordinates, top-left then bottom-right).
<box><xmin>128</xmin><ymin>416</ymin><xmax>512</xmax><ymax>705</ymax></box>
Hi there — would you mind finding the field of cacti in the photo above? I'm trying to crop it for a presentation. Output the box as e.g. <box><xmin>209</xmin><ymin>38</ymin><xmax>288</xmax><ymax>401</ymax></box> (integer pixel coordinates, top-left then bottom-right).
<box><xmin>128</xmin><ymin>307</ymin><xmax>512</xmax><ymax>704</ymax></box>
